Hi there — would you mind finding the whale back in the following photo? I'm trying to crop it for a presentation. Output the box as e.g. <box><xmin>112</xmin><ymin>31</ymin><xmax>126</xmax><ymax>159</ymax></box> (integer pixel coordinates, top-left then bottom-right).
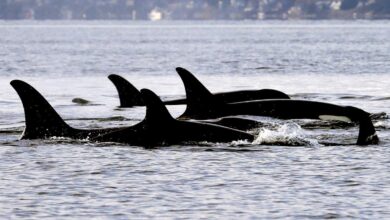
<box><xmin>175</xmin><ymin>67</ymin><xmax>225</xmax><ymax>119</ymax></box>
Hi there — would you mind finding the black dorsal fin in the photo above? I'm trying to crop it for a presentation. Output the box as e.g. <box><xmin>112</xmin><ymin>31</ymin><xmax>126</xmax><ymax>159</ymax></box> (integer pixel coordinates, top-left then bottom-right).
<box><xmin>10</xmin><ymin>80</ymin><xmax>74</xmax><ymax>139</ymax></box>
<box><xmin>140</xmin><ymin>89</ymin><xmax>175</xmax><ymax>123</ymax></box>
<box><xmin>176</xmin><ymin>67</ymin><xmax>214</xmax><ymax>98</ymax></box>
<box><xmin>176</xmin><ymin>67</ymin><xmax>223</xmax><ymax>119</ymax></box>
<box><xmin>108</xmin><ymin>74</ymin><xmax>144</xmax><ymax>107</ymax></box>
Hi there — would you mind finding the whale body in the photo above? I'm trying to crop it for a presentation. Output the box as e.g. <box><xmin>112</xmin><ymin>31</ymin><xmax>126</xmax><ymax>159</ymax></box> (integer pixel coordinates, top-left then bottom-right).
<box><xmin>176</xmin><ymin>69</ymin><xmax>379</xmax><ymax>145</ymax></box>
<box><xmin>11</xmin><ymin>80</ymin><xmax>253</xmax><ymax>146</ymax></box>
<box><xmin>92</xmin><ymin>89</ymin><xmax>254</xmax><ymax>145</ymax></box>
<box><xmin>108</xmin><ymin>67</ymin><xmax>289</xmax><ymax>108</ymax></box>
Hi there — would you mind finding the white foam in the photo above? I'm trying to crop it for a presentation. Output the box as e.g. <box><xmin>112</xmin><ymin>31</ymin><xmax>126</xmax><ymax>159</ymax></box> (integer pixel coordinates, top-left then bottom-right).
<box><xmin>231</xmin><ymin>139</ymin><xmax>252</xmax><ymax>146</ymax></box>
<box><xmin>252</xmin><ymin>123</ymin><xmax>320</xmax><ymax>146</ymax></box>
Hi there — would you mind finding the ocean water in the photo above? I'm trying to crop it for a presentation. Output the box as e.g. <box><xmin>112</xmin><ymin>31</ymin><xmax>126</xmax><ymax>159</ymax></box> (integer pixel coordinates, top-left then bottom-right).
<box><xmin>0</xmin><ymin>20</ymin><xmax>390</xmax><ymax>219</ymax></box>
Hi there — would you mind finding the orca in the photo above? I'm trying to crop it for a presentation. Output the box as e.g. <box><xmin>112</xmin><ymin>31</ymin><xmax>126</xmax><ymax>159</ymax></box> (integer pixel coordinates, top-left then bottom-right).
<box><xmin>11</xmin><ymin>80</ymin><xmax>254</xmax><ymax>145</ymax></box>
<box><xmin>108</xmin><ymin>74</ymin><xmax>145</xmax><ymax>107</ymax></box>
<box><xmin>12</xmin><ymin>80</ymin><xmax>377</xmax><ymax>146</ymax></box>
<box><xmin>177</xmin><ymin>70</ymin><xmax>379</xmax><ymax>145</ymax></box>
<box><xmin>108</xmin><ymin>67</ymin><xmax>289</xmax><ymax>107</ymax></box>
<box><xmin>109</xmin><ymin>72</ymin><xmax>264</xmax><ymax>131</ymax></box>
<box><xmin>10</xmin><ymin>80</ymin><xmax>121</xmax><ymax>140</ymax></box>
<box><xmin>92</xmin><ymin>89</ymin><xmax>254</xmax><ymax>146</ymax></box>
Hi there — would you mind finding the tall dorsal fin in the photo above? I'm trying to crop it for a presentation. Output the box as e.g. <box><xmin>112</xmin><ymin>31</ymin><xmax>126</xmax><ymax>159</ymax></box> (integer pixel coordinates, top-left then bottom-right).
<box><xmin>176</xmin><ymin>67</ymin><xmax>223</xmax><ymax>119</ymax></box>
<box><xmin>176</xmin><ymin>67</ymin><xmax>214</xmax><ymax>99</ymax></box>
<box><xmin>139</xmin><ymin>89</ymin><xmax>174</xmax><ymax>123</ymax></box>
<box><xmin>108</xmin><ymin>74</ymin><xmax>144</xmax><ymax>107</ymax></box>
<box><xmin>10</xmin><ymin>80</ymin><xmax>74</xmax><ymax>139</ymax></box>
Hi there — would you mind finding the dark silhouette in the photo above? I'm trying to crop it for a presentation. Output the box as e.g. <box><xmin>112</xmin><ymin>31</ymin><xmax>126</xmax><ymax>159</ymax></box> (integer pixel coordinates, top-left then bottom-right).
<box><xmin>108</xmin><ymin>68</ymin><xmax>289</xmax><ymax>108</ymax></box>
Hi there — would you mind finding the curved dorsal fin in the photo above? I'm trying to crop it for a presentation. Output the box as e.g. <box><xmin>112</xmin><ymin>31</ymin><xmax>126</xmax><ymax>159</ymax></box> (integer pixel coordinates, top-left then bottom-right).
<box><xmin>176</xmin><ymin>67</ymin><xmax>213</xmax><ymax>99</ymax></box>
<box><xmin>176</xmin><ymin>67</ymin><xmax>223</xmax><ymax>119</ymax></box>
<box><xmin>108</xmin><ymin>74</ymin><xmax>144</xmax><ymax>107</ymax></box>
<box><xmin>140</xmin><ymin>89</ymin><xmax>174</xmax><ymax>123</ymax></box>
<box><xmin>10</xmin><ymin>80</ymin><xmax>74</xmax><ymax>139</ymax></box>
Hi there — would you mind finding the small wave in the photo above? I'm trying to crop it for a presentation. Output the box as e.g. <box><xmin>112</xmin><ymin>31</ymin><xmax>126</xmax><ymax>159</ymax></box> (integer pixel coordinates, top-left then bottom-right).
<box><xmin>49</xmin><ymin>136</ymin><xmax>75</xmax><ymax>141</ymax></box>
<box><xmin>254</xmin><ymin>66</ymin><xmax>272</xmax><ymax>70</ymax></box>
<box><xmin>166</xmin><ymin>144</ymin><xmax>263</xmax><ymax>152</ymax></box>
<box><xmin>66</xmin><ymin>116</ymin><xmax>131</xmax><ymax>122</ymax></box>
<box><xmin>221</xmin><ymin>60</ymin><xmax>239</xmax><ymax>64</ymax></box>
<box><xmin>231</xmin><ymin>139</ymin><xmax>252</xmax><ymax>146</ymax></box>
<box><xmin>252</xmin><ymin>123</ymin><xmax>321</xmax><ymax>146</ymax></box>
<box><xmin>96</xmin><ymin>116</ymin><xmax>130</xmax><ymax>122</ymax></box>
<box><xmin>0</xmin><ymin>130</ymin><xmax>22</xmax><ymax>135</ymax></box>
<box><xmin>374</xmin><ymin>120</ymin><xmax>390</xmax><ymax>129</ymax></box>
<box><xmin>374</xmin><ymin>96</ymin><xmax>390</xmax><ymax>101</ymax></box>
<box><xmin>339</xmin><ymin>95</ymin><xmax>373</xmax><ymax>100</ymax></box>
<box><xmin>0</xmin><ymin>127</ymin><xmax>23</xmax><ymax>134</ymax></box>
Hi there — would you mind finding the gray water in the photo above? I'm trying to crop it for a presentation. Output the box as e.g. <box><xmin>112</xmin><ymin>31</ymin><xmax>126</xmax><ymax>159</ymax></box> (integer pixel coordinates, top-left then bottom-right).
<box><xmin>0</xmin><ymin>20</ymin><xmax>390</xmax><ymax>219</ymax></box>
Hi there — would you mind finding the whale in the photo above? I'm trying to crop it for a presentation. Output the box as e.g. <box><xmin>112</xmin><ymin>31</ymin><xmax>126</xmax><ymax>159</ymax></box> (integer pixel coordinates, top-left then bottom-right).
<box><xmin>11</xmin><ymin>80</ymin><xmax>122</xmax><ymax>140</ymax></box>
<box><xmin>108</xmin><ymin>67</ymin><xmax>290</xmax><ymax>107</ymax></box>
<box><xmin>108</xmin><ymin>72</ymin><xmax>265</xmax><ymax>131</ymax></box>
<box><xmin>92</xmin><ymin>89</ymin><xmax>254</xmax><ymax>145</ymax></box>
<box><xmin>107</xmin><ymin>74</ymin><xmax>145</xmax><ymax>107</ymax></box>
<box><xmin>176</xmin><ymin>69</ymin><xmax>379</xmax><ymax>145</ymax></box>
<box><xmin>11</xmin><ymin>80</ymin><xmax>261</xmax><ymax>135</ymax></box>
<box><xmin>11</xmin><ymin>79</ymin><xmax>377</xmax><ymax>146</ymax></box>
<box><xmin>11</xmin><ymin>80</ymin><xmax>253</xmax><ymax>145</ymax></box>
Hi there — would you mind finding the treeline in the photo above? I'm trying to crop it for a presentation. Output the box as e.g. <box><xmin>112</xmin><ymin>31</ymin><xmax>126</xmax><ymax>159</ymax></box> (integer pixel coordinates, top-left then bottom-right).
<box><xmin>0</xmin><ymin>0</ymin><xmax>389</xmax><ymax>20</ymax></box>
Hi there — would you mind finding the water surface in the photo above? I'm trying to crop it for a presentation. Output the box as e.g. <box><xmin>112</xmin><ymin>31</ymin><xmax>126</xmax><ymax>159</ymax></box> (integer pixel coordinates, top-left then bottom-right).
<box><xmin>0</xmin><ymin>20</ymin><xmax>390</xmax><ymax>219</ymax></box>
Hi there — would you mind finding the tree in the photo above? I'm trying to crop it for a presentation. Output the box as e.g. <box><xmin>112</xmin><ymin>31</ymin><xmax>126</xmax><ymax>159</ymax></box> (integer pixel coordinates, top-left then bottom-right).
<box><xmin>340</xmin><ymin>0</ymin><xmax>359</xmax><ymax>10</ymax></box>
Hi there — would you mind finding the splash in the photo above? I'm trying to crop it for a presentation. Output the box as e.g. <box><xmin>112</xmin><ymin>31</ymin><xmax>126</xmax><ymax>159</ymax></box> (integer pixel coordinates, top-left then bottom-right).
<box><xmin>252</xmin><ymin>122</ymin><xmax>320</xmax><ymax>146</ymax></box>
<box><xmin>231</xmin><ymin>139</ymin><xmax>252</xmax><ymax>146</ymax></box>
<box><xmin>374</xmin><ymin>120</ymin><xmax>390</xmax><ymax>129</ymax></box>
